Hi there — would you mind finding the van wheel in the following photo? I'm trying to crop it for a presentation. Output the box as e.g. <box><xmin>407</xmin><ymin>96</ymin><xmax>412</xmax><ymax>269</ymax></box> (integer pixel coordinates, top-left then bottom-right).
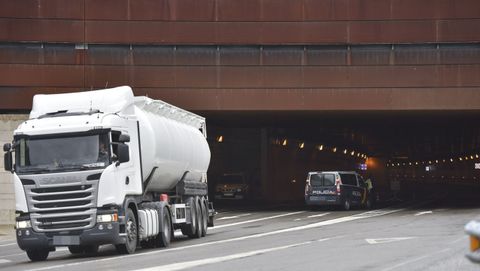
<box><xmin>343</xmin><ymin>199</ymin><xmax>351</xmax><ymax>211</ymax></box>
<box><xmin>26</xmin><ymin>249</ymin><xmax>49</xmax><ymax>261</ymax></box>
<box><xmin>116</xmin><ymin>208</ymin><xmax>137</xmax><ymax>254</ymax></box>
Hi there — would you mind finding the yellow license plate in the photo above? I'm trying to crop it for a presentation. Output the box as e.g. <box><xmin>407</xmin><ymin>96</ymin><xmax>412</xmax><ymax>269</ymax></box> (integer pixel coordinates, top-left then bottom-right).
<box><xmin>470</xmin><ymin>236</ymin><xmax>480</xmax><ymax>252</ymax></box>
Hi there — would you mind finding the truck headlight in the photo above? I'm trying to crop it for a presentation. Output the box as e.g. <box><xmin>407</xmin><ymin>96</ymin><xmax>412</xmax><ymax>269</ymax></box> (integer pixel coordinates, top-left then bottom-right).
<box><xmin>16</xmin><ymin>220</ymin><xmax>31</xmax><ymax>229</ymax></box>
<box><xmin>97</xmin><ymin>213</ymin><xmax>118</xmax><ymax>223</ymax></box>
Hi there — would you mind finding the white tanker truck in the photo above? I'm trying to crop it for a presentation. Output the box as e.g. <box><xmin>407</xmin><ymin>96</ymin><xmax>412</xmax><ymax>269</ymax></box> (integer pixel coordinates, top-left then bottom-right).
<box><xmin>3</xmin><ymin>86</ymin><xmax>214</xmax><ymax>261</ymax></box>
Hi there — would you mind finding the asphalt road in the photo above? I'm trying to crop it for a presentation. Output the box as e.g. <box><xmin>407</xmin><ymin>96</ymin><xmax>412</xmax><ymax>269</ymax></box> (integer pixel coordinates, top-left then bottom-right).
<box><xmin>0</xmin><ymin>199</ymin><xmax>478</xmax><ymax>271</ymax></box>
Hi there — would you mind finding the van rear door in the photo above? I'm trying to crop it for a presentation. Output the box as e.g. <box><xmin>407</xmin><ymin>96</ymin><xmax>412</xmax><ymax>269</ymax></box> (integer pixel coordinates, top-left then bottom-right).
<box><xmin>339</xmin><ymin>173</ymin><xmax>363</xmax><ymax>205</ymax></box>
<box><xmin>309</xmin><ymin>173</ymin><xmax>337</xmax><ymax>202</ymax></box>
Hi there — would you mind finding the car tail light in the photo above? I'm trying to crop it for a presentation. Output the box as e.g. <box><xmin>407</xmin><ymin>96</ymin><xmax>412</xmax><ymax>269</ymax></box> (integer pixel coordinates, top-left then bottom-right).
<box><xmin>335</xmin><ymin>175</ymin><xmax>341</xmax><ymax>195</ymax></box>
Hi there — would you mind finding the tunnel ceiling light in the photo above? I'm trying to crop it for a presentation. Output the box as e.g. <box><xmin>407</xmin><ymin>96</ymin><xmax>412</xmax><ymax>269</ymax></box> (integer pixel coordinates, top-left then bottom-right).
<box><xmin>344</xmin><ymin>149</ymin><xmax>348</xmax><ymax>154</ymax></box>
<box><xmin>351</xmin><ymin>151</ymin><xmax>355</xmax><ymax>156</ymax></box>
<box><xmin>415</xmin><ymin>162</ymin><xmax>419</xmax><ymax>165</ymax></box>
<box><xmin>428</xmin><ymin>161</ymin><xmax>432</xmax><ymax>164</ymax></box>
<box><xmin>357</xmin><ymin>153</ymin><xmax>360</xmax><ymax>157</ymax></box>
<box><xmin>409</xmin><ymin>162</ymin><xmax>412</xmax><ymax>165</ymax></box>
<box><xmin>450</xmin><ymin>158</ymin><xmax>453</xmax><ymax>162</ymax></box>
<box><xmin>459</xmin><ymin>157</ymin><xmax>463</xmax><ymax>161</ymax></box>
<box><xmin>216</xmin><ymin>135</ymin><xmax>223</xmax><ymax>143</ymax></box>
<box><xmin>435</xmin><ymin>160</ymin><xmax>439</xmax><ymax>164</ymax></box>
<box><xmin>332</xmin><ymin>147</ymin><xmax>337</xmax><ymax>153</ymax></box>
<box><xmin>470</xmin><ymin>155</ymin><xmax>474</xmax><ymax>159</ymax></box>
<box><xmin>476</xmin><ymin>154</ymin><xmax>479</xmax><ymax>159</ymax></box>
<box><xmin>299</xmin><ymin>142</ymin><xmax>305</xmax><ymax>149</ymax></box>
<box><xmin>318</xmin><ymin>145</ymin><xmax>324</xmax><ymax>151</ymax></box>
<box><xmin>282</xmin><ymin>139</ymin><xmax>288</xmax><ymax>146</ymax></box>
<box><xmin>442</xmin><ymin>159</ymin><xmax>446</xmax><ymax>163</ymax></box>
<box><xmin>465</xmin><ymin>156</ymin><xmax>469</xmax><ymax>160</ymax></box>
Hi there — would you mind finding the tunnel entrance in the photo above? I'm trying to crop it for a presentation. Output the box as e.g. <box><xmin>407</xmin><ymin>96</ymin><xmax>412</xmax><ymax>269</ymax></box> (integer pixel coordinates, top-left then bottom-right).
<box><xmin>204</xmin><ymin>111</ymin><xmax>480</xmax><ymax>206</ymax></box>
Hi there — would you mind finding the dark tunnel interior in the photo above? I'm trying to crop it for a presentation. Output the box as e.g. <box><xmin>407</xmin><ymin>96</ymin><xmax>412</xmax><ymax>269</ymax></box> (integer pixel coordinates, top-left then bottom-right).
<box><xmin>203</xmin><ymin>110</ymin><xmax>480</xmax><ymax>208</ymax></box>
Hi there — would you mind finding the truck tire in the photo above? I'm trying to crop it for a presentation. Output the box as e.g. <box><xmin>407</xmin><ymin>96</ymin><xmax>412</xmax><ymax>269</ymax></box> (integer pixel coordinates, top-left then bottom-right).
<box><xmin>156</xmin><ymin>206</ymin><xmax>172</xmax><ymax>247</ymax></box>
<box><xmin>116</xmin><ymin>208</ymin><xmax>137</xmax><ymax>254</ymax></box>
<box><xmin>26</xmin><ymin>249</ymin><xmax>49</xmax><ymax>261</ymax></box>
<box><xmin>200</xmin><ymin>197</ymin><xmax>208</xmax><ymax>237</ymax></box>
<box><xmin>181</xmin><ymin>197</ymin><xmax>198</xmax><ymax>238</ymax></box>
<box><xmin>193</xmin><ymin>196</ymin><xmax>202</xmax><ymax>238</ymax></box>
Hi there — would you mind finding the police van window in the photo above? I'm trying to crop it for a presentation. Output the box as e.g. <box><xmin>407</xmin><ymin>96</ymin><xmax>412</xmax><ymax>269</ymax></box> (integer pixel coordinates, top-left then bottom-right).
<box><xmin>310</xmin><ymin>174</ymin><xmax>323</xmax><ymax>186</ymax></box>
<box><xmin>340</xmin><ymin>174</ymin><xmax>357</xmax><ymax>186</ymax></box>
<box><xmin>323</xmin><ymin>174</ymin><xmax>335</xmax><ymax>186</ymax></box>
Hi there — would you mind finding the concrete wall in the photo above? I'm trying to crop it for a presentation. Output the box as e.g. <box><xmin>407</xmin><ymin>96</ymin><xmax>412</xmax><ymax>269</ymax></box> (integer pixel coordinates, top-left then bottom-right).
<box><xmin>0</xmin><ymin>114</ymin><xmax>27</xmax><ymax>225</ymax></box>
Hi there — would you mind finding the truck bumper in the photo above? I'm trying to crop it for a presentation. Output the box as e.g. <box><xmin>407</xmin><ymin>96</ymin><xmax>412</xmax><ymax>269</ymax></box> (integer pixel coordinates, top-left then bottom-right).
<box><xmin>16</xmin><ymin>222</ymin><xmax>125</xmax><ymax>250</ymax></box>
<box><xmin>305</xmin><ymin>195</ymin><xmax>341</xmax><ymax>206</ymax></box>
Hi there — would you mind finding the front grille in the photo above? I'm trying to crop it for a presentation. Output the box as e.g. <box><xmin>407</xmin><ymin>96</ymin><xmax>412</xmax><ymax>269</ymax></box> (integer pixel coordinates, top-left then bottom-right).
<box><xmin>24</xmin><ymin>176</ymin><xmax>99</xmax><ymax>233</ymax></box>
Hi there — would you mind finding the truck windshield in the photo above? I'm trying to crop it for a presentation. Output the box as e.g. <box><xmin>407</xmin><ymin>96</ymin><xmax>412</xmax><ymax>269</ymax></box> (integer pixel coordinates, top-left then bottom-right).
<box><xmin>15</xmin><ymin>132</ymin><xmax>111</xmax><ymax>174</ymax></box>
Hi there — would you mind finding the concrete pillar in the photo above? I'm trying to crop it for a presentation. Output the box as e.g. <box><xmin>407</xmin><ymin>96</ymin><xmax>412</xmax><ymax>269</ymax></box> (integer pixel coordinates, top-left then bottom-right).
<box><xmin>0</xmin><ymin>114</ymin><xmax>28</xmax><ymax>225</ymax></box>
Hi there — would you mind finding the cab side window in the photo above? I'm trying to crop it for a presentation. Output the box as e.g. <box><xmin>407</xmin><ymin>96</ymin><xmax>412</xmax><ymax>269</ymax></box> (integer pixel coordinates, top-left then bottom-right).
<box><xmin>111</xmin><ymin>131</ymin><xmax>121</xmax><ymax>160</ymax></box>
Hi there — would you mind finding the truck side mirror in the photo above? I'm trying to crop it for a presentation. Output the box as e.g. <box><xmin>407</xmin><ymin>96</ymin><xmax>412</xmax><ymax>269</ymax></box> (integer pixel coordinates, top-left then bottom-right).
<box><xmin>4</xmin><ymin>152</ymin><xmax>12</xmax><ymax>172</ymax></box>
<box><xmin>118</xmin><ymin>134</ymin><xmax>130</xmax><ymax>143</ymax></box>
<box><xmin>3</xmin><ymin>143</ymin><xmax>11</xmax><ymax>152</ymax></box>
<box><xmin>117</xmin><ymin>143</ymin><xmax>130</xmax><ymax>164</ymax></box>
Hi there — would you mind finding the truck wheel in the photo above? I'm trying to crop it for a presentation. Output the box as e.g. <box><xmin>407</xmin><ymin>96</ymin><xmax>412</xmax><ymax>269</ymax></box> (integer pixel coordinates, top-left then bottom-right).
<box><xmin>156</xmin><ymin>206</ymin><xmax>172</xmax><ymax>247</ymax></box>
<box><xmin>200</xmin><ymin>197</ymin><xmax>208</xmax><ymax>237</ymax></box>
<box><xmin>193</xmin><ymin>196</ymin><xmax>202</xmax><ymax>238</ymax></box>
<box><xmin>116</xmin><ymin>208</ymin><xmax>137</xmax><ymax>254</ymax></box>
<box><xmin>181</xmin><ymin>197</ymin><xmax>198</xmax><ymax>238</ymax></box>
<box><xmin>26</xmin><ymin>249</ymin><xmax>49</xmax><ymax>261</ymax></box>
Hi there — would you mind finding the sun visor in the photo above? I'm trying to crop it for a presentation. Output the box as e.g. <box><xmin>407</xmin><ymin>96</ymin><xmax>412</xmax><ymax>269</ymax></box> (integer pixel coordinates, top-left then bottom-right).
<box><xmin>29</xmin><ymin>86</ymin><xmax>135</xmax><ymax>119</ymax></box>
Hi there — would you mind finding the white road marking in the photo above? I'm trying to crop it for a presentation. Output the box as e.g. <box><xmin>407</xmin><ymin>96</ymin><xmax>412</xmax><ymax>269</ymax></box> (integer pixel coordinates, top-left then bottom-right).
<box><xmin>216</xmin><ymin>213</ymin><xmax>252</xmax><ymax>220</ymax></box>
<box><xmin>307</xmin><ymin>213</ymin><xmax>330</xmax><ymax>218</ymax></box>
<box><xmin>0</xmin><ymin>243</ymin><xmax>16</xmax><ymax>247</ymax></box>
<box><xmin>136</xmin><ymin>237</ymin><xmax>338</xmax><ymax>271</ymax></box>
<box><xmin>365</xmin><ymin>237</ymin><xmax>416</xmax><ymax>244</ymax></box>
<box><xmin>415</xmin><ymin>211</ymin><xmax>433</xmax><ymax>216</ymax></box>
<box><xmin>0</xmin><ymin>259</ymin><xmax>11</xmax><ymax>264</ymax></box>
<box><xmin>28</xmin><ymin>207</ymin><xmax>404</xmax><ymax>271</ymax></box>
<box><xmin>137</xmin><ymin>241</ymin><xmax>313</xmax><ymax>271</ymax></box>
<box><xmin>210</xmin><ymin>211</ymin><xmax>306</xmax><ymax>230</ymax></box>
<box><xmin>1</xmin><ymin>252</ymin><xmax>25</xmax><ymax>258</ymax></box>
<box><xmin>381</xmin><ymin>248</ymin><xmax>451</xmax><ymax>271</ymax></box>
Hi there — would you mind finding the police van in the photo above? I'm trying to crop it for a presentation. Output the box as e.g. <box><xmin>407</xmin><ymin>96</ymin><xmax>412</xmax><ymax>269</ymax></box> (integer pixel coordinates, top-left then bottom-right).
<box><xmin>304</xmin><ymin>171</ymin><xmax>371</xmax><ymax>210</ymax></box>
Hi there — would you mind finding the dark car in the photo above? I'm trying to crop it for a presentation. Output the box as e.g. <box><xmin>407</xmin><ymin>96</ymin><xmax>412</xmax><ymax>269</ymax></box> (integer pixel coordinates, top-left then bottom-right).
<box><xmin>304</xmin><ymin>171</ymin><xmax>371</xmax><ymax>210</ymax></box>
<box><xmin>214</xmin><ymin>173</ymin><xmax>249</xmax><ymax>201</ymax></box>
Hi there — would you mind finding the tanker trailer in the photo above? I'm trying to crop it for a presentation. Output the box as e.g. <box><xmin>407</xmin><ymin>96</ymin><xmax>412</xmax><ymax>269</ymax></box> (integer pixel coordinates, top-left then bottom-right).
<box><xmin>3</xmin><ymin>86</ymin><xmax>214</xmax><ymax>261</ymax></box>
